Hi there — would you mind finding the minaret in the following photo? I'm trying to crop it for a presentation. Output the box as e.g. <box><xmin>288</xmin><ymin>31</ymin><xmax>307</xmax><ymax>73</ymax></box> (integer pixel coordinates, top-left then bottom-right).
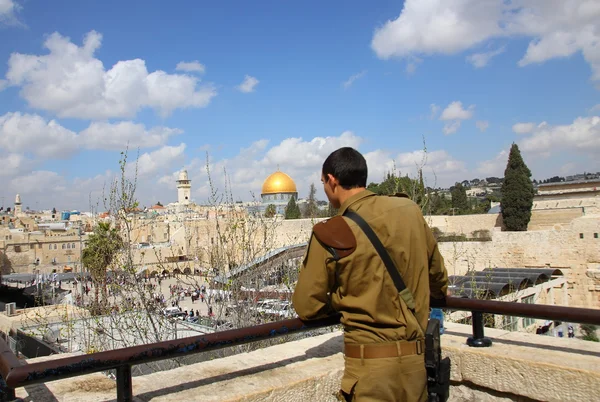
<box><xmin>177</xmin><ymin>170</ymin><xmax>191</xmax><ymax>205</ymax></box>
<box><xmin>14</xmin><ymin>194</ymin><xmax>22</xmax><ymax>217</ymax></box>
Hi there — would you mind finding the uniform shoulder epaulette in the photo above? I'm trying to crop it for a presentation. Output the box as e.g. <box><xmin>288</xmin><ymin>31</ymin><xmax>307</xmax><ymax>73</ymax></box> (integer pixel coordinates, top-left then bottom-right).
<box><xmin>388</xmin><ymin>192</ymin><xmax>410</xmax><ymax>198</ymax></box>
<box><xmin>312</xmin><ymin>216</ymin><xmax>357</xmax><ymax>260</ymax></box>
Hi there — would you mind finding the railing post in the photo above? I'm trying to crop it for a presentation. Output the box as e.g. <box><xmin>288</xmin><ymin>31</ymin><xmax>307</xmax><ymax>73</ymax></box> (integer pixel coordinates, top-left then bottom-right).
<box><xmin>467</xmin><ymin>311</ymin><xmax>492</xmax><ymax>347</ymax></box>
<box><xmin>116</xmin><ymin>365</ymin><xmax>133</xmax><ymax>402</ymax></box>
<box><xmin>0</xmin><ymin>376</ymin><xmax>16</xmax><ymax>402</ymax></box>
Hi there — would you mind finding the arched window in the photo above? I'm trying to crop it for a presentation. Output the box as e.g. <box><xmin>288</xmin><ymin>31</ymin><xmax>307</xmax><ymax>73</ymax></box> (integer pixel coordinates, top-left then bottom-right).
<box><xmin>62</xmin><ymin>244</ymin><xmax>65</xmax><ymax>249</ymax></box>
<box><xmin>67</xmin><ymin>243</ymin><xmax>70</xmax><ymax>249</ymax></box>
<box><xmin>72</xmin><ymin>243</ymin><xmax>76</xmax><ymax>248</ymax></box>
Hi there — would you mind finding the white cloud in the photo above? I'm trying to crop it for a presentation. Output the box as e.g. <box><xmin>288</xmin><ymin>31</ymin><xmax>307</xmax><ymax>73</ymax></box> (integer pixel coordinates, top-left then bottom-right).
<box><xmin>519</xmin><ymin>116</ymin><xmax>600</xmax><ymax>154</ymax></box>
<box><xmin>0</xmin><ymin>0</ymin><xmax>23</xmax><ymax>27</ymax></box>
<box><xmin>4</xmin><ymin>31</ymin><xmax>217</xmax><ymax>119</ymax></box>
<box><xmin>440</xmin><ymin>101</ymin><xmax>474</xmax><ymax>120</ymax></box>
<box><xmin>371</xmin><ymin>0</ymin><xmax>600</xmax><ymax>83</ymax></box>
<box><xmin>477</xmin><ymin>150</ymin><xmax>508</xmax><ymax>176</ymax></box>
<box><xmin>175</xmin><ymin>61</ymin><xmax>205</xmax><ymax>73</ymax></box>
<box><xmin>366</xmin><ymin>148</ymin><xmax>466</xmax><ymax>189</ymax></box>
<box><xmin>0</xmin><ymin>112</ymin><xmax>78</xmax><ymax>158</ymax></box>
<box><xmin>466</xmin><ymin>46</ymin><xmax>505</xmax><ymax>68</ymax></box>
<box><xmin>0</xmin><ymin>112</ymin><xmax>184</xmax><ymax>160</ymax></box>
<box><xmin>261</xmin><ymin>131</ymin><xmax>362</xmax><ymax>170</ymax></box>
<box><xmin>439</xmin><ymin>101</ymin><xmax>474</xmax><ymax>135</ymax></box>
<box><xmin>6</xmin><ymin>170</ymin><xmax>116</xmax><ymax>211</ymax></box>
<box><xmin>476</xmin><ymin>120</ymin><xmax>489</xmax><ymax>132</ymax></box>
<box><xmin>237</xmin><ymin>75</ymin><xmax>259</xmax><ymax>93</ymax></box>
<box><xmin>2</xmin><ymin>131</ymin><xmax>471</xmax><ymax>210</ymax></box>
<box><xmin>443</xmin><ymin>121</ymin><xmax>461</xmax><ymax>135</ymax></box>
<box><xmin>512</xmin><ymin>122</ymin><xmax>536</xmax><ymax>134</ymax></box>
<box><xmin>429</xmin><ymin>104</ymin><xmax>440</xmax><ymax>119</ymax></box>
<box><xmin>9</xmin><ymin>171</ymin><xmax>67</xmax><ymax>195</ymax></box>
<box><xmin>0</xmin><ymin>152</ymin><xmax>33</xmax><ymax>177</ymax></box>
<box><xmin>79</xmin><ymin>121</ymin><xmax>182</xmax><ymax>151</ymax></box>
<box><xmin>134</xmin><ymin>144</ymin><xmax>187</xmax><ymax>178</ymax></box>
<box><xmin>342</xmin><ymin>70</ymin><xmax>367</xmax><ymax>89</ymax></box>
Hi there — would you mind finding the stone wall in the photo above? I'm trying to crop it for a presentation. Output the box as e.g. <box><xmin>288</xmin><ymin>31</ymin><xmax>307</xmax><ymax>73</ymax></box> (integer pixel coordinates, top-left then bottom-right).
<box><xmin>426</xmin><ymin>214</ymin><xmax>502</xmax><ymax>236</ymax></box>
<box><xmin>438</xmin><ymin>215</ymin><xmax>600</xmax><ymax>308</ymax></box>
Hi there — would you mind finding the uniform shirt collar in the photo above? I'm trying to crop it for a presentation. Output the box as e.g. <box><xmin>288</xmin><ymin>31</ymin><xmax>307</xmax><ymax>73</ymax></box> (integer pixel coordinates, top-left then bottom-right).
<box><xmin>338</xmin><ymin>189</ymin><xmax>376</xmax><ymax>216</ymax></box>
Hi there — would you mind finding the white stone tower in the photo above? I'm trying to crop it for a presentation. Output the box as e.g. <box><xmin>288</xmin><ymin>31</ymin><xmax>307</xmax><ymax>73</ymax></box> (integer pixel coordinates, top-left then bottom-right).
<box><xmin>177</xmin><ymin>170</ymin><xmax>191</xmax><ymax>205</ymax></box>
<box><xmin>14</xmin><ymin>194</ymin><xmax>22</xmax><ymax>216</ymax></box>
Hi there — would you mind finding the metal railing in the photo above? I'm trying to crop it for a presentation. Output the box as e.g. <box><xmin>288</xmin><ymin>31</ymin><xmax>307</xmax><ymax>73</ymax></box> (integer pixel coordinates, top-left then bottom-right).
<box><xmin>1</xmin><ymin>297</ymin><xmax>599</xmax><ymax>402</ymax></box>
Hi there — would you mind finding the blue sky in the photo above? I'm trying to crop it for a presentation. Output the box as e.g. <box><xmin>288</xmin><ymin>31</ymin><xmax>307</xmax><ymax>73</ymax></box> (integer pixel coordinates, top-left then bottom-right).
<box><xmin>0</xmin><ymin>0</ymin><xmax>598</xmax><ymax>210</ymax></box>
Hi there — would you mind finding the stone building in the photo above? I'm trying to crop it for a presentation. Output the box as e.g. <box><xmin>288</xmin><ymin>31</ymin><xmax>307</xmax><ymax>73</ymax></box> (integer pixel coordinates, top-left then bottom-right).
<box><xmin>176</xmin><ymin>170</ymin><xmax>192</xmax><ymax>205</ymax></box>
<box><xmin>260</xmin><ymin>170</ymin><xmax>298</xmax><ymax>216</ymax></box>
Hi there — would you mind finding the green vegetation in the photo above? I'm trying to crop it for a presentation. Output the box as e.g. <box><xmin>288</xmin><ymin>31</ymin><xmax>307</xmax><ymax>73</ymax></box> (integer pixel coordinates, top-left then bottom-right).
<box><xmin>284</xmin><ymin>196</ymin><xmax>301</xmax><ymax>219</ymax></box>
<box><xmin>82</xmin><ymin>220</ymin><xmax>123</xmax><ymax>312</ymax></box>
<box><xmin>501</xmin><ymin>143</ymin><xmax>534</xmax><ymax>231</ymax></box>
<box><xmin>581</xmin><ymin>324</ymin><xmax>599</xmax><ymax>342</ymax></box>
<box><xmin>264</xmin><ymin>204</ymin><xmax>276</xmax><ymax>218</ymax></box>
<box><xmin>302</xmin><ymin>183</ymin><xmax>319</xmax><ymax>219</ymax></box>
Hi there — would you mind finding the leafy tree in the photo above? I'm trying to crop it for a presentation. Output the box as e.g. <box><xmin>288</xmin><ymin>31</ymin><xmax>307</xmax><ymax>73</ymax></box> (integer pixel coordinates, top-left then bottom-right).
<box><xmin>304</xmin><ymin>183</ymin><xmax>318</xmax><ymax>218</ymax></box>
<box><xmin>501</xmin><ymin>143</ymin><xmax>534</xmax><ymax>231</ymax></box>
<box><xmin>450</xmin><ymin>183</ymin><xmax>469</xmax><ymax>214</ymax></box>
<box><xmin>284</xmin><ymin>196</ymin><xmax>301</xmax><ymax>219</ymax></box>
<box><xmin>429</xmin><ymin>192</ymin><xmax>451</xmax><ymax>215</ymax></box>
<box><xmin>156</xmin><ymin>201</ymin><xmax>163</xmax><ymax>206</ymax></box>
<box><xmin>82</xmin><ymin>221</ymin><xmax>124</xmax><ymax>311</ymax></box>
<box><xmin>264</xmin><ymin>204</ymin><xmax>276</xmax><ymax>218</ymax></box>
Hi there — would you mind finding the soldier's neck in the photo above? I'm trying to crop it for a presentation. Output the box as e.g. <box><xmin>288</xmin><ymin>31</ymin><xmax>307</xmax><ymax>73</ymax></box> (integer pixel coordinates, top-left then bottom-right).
<box><xmin>337</xmin><ymin>187</ymin><xmax>366</xmax><ymax>207</ymax></box>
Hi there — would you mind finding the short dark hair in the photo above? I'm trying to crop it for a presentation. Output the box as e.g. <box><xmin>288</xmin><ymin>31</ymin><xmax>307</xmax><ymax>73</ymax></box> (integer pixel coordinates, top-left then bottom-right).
<box><xmin>322</xmin><ymin>147</ymin><xmax>368</xmax><ymax>189</ymax></box>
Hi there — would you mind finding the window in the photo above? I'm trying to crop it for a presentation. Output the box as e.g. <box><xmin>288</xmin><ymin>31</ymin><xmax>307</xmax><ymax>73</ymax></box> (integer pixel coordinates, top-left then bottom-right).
<box><xmin>595</xmin><ymin>233</ymin><xmax>599</xmax><ymax>239</ymax></box>
<box><xmin>522</xmin><ymin>295</ymin><xmax>536</xmax><ymax>327</ymax></box>
<box><xmin>49</xmin><ymin>244</ymin><xmax>52</xmax><ymax>250</ymax></box>
<box><xmin>62</xmin><ymin>244</ymin><xmax>65</xmax><ymax>249</ymax></box>
<box><xmin>54</xmin><ymin>244</ymin><xmax>57</xmax><ymax>250</ymax></box>
<box><xmin>67</xmin><ymin>243</ymin><xmax>71</xmax><ymax>249</ymax></box>
<box><xmin>72</xmin><ymin>243</ymin><xmax>75</xmax><ymax>248</ymax></box>
<box><xmin>502</xmin><ymin>315</ymin><xmax>518</xmax><ymax>331</ymax></box>
<box><xmin>579</xmin><ymin>233</ymin><xmax>584</xmax><ymax>239</ymax></box>
<box><xmin>38</xmin><ymin>244</ymin><xmax>42</xmax><ymax>249</ymax></box>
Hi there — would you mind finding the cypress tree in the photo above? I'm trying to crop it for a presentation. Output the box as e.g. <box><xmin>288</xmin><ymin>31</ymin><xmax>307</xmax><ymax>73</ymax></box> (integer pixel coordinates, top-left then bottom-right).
<box><xmin>450</xmin><ymin>182</ymin><xmax>469</xmax><ymax>214</ymax></box>
<box><xmin>284</xmin><ymin>196</ymin><xmax>301</xmax><ymax>219</ymax></box>
<box><xmin>501</xmin><ymin>143</ymin><xmax>534</xmax><ymax>231</ymax></box>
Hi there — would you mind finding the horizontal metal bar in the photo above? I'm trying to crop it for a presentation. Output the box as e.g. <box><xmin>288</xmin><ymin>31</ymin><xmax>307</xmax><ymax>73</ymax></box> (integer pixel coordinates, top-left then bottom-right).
<box><xmin>434</xmin><ymin>297</ymin><xmax>600</xmax><ymax>325</ymax></box>
<box><xmin>1</xmin><ymin>296</ymin><xmax>598</xmax><ymax>391</ymax></box>
<box><xmin>3</xmin><ymin>315</ymin><xmax>340</xmax><ymax>389</ymax></box>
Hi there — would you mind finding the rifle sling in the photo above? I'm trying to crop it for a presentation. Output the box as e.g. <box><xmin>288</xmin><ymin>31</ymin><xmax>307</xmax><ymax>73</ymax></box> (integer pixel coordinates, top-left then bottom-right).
<box><xmin>343</xmin><ymin>209</ymin><xmax>417</xmax><ymax>312</ymax></box>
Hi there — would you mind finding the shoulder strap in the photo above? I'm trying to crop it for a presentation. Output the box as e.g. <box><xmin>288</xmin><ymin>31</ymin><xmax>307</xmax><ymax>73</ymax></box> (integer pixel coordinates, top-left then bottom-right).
<box><xmin>343</xmin><ymin>209</ymin><xmax>417</xmax><ymax>311</ymax></box>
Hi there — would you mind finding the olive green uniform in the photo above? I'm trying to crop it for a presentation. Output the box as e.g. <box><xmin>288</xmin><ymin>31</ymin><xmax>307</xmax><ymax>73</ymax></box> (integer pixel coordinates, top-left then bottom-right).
<box><xmin>292</xmin><ymin>190</ymin><xmax>448</xmax><ymax>401</ymax></box>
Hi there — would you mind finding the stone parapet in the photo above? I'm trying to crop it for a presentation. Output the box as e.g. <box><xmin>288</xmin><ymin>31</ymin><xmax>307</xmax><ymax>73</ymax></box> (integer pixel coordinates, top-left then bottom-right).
<box><xmin>13</xmin><ymin>322</ymin><xmax>600</xmax><ymax>401</ymax></box>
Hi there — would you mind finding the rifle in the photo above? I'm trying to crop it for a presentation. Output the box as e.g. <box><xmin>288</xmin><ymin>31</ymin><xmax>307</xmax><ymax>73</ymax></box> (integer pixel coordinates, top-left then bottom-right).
<box><xmin>425</xmin><ymin>319</ymin><xmax>451</xmax><ymax>402</ymax></box>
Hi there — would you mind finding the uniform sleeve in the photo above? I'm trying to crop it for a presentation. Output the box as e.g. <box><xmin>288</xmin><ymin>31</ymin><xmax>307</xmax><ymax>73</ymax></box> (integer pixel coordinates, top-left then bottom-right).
<box><xmin>292</xmin><ymin>234</ymin><xmax>335</xmax><ymax>320</ymax></box>
<box><xmin>424</xmin><ymin>221</ymin><xmax>449</xmax><ymax>299</ymax></box>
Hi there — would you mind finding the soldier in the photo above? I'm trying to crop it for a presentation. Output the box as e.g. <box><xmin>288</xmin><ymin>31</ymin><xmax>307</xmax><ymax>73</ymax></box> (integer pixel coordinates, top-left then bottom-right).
<box><xmin>292</xmin><ymin>147</ymin><xmax>448</xmax><ymax>402</ymax></box>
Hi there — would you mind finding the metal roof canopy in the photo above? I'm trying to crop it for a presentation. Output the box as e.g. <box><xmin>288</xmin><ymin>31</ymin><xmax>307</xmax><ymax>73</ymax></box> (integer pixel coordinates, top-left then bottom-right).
<box><xmin>448</xmin><ymin>267</ymin><xmax>564</xmax><ymax>299</ymax></box>
<box><xmin>449</xmin><ymin>277</ymin><xmax>515</xmax><ymax>298</ymax></box>
<box><xmin>467</xmin><ymin>272</ymin><xmax>534</xmax><ymax>289</ymax></box>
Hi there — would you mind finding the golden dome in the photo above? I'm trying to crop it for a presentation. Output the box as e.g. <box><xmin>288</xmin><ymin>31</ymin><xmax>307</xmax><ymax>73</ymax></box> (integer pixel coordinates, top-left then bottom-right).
<box><xmin>262</xmin><ymin>171</ymin><xmax>297</xmax><ymax>194</ymax></box>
